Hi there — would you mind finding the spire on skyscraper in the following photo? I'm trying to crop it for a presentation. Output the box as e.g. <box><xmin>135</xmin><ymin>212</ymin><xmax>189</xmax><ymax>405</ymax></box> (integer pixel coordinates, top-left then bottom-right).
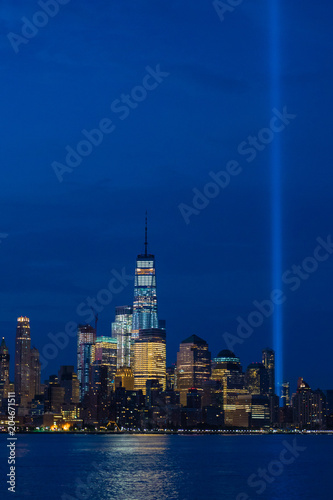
<box><xmin>145</xmin><ymin>211</ymin><xmax>148</xmax><ymax>257</ymax></box>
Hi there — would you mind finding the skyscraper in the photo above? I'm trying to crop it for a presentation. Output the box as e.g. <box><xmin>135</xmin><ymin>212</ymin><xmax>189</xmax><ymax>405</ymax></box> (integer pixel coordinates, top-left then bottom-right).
<box><xmin>77</xmin><ymin>324</ymin><xmax>96</xmax><ymax>402</ymax></box>
<box><xmin>30</xmin><ymin>347</ymin><xmax>41</xmax><ymax>400</ymax></box>
<box><xmin>175</xmin><ymin>335</ymin><xmax>211</xmax><ymax>406</ymax></box>
<box><xmin>132</xmin><ymin>216</ymin><xmax>158</xmax><ymax>338</ymax></box>
<box><xmin>0</xmin><ymin>337</ymin><xmax>10</xmax><ymax>406</ymax></box>
<box><xmin>133</xmin><ymin>328</ymin><xmax>166</xmax><ymax>394</ymax></box>
<box><xmin>262</xmin><ymin>348</ymin><xmax>275</xmax><ymax>395</ymax></box>
<box><xmin>211</xmin><ymin>349</ymin><xmax>246</xmax><ymax>425</ymax></box>
<box><xmin>15</xmin><ymin>316</ymin><xmax>32</xmax><ymax>408</ymax></box>
<box><xmin>91</xmin><ymin>336</ymin><xmax>117</xmax><ymax>394</ymax></box>
<box><xmin>112</xmin><ymin>306</ymin><xmax>133</xmax><ymax>368</ymax></box>
<box><xmin>245</xmin><ymin>362</ymin><xmax>270</xmax><ymax>396</ymax></box>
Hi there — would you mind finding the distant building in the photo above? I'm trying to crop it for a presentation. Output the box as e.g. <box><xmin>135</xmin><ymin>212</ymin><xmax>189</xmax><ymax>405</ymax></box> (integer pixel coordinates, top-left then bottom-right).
<box><xmin>245</xmin><ymin>362</ymin><xmax>269</xmax><ymax>396</ymax></box>
<box><xmin>132</xmin><ymin>217</ymin><xmax>158</xmax><ymax>338</ymax></box>
<box><xmin>211</xmin><ymin>349</ymin><xmax>246</xmax><ymax>425</ymax></box>
<box><xmin>15</xmin><ymin>317</ymin><xmax>32</xmax><ymax>408</ymax></box>
<box><xmin>176</xmin><ymin>335</ymin><xmax>211</xmax><ymax>406</ymax></box>
<box><xmin>112</xmin><ymin>306</ymin><xmax>132</xmax><ymax>368</ymax></box>
<box><xmin>44</xmin><ymin>375</ymin><xmax>65</xmax><ymax>413</ymax></box>
<box><xmin>133</xmin><ymin>328</ymin><xmax>166</xmax><ymax>394</ymax></box>
<box><xmin>115</xmin><ymin>367</ymin><xmax>134</xmax><ymax>391</ymax></box>
<box><xmin>30</xmin><ymin>347</ymin><xmax>41</xmax><ymax>400</ymax></box>
<box><xmin>58</xmin><ymin>366</ymin><xmax>80</xmax><ymax>406</ymax></box>
<box><xmin>92</xmin><ymin>336</ymin><xmax>117</xmax><ymax>394</ymax></box>
<box><xmin>77</xmin><ymin>324</ymin><xmax>96</xmax><ymax>401</ymax></box>
<box><xmin>262</xmin><ymin>348</ymin><xmax>275</xmax><ymax>395</ymax></box>
<box><xmin>281</xmin><ymin>381</ymin><xmax>290</xmax><ymax>407</ymax></box>
<box><xmin>292</xmin><ymin>377</ymin><xmax>326</xmax><ymax>429</ymax></box>
<box><xmin>233</xmin><ymin>394</ymin><xmax>270</xmax><ymax>429</ymax></box>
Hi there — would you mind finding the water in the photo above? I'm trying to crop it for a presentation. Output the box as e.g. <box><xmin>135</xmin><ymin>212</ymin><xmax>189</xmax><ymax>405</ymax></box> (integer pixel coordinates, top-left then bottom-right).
<box><xmin>0</xmin><ymin>433</ymin><xmax>331</xmax><ymax>499</ymax></box>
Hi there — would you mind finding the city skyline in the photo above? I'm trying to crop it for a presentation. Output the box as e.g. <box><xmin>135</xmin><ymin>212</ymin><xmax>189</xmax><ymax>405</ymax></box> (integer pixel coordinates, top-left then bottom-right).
<box><xmin>1</xmin><ymin>0</ymin><xmax>333</xmax><ymax>406</ymax></box>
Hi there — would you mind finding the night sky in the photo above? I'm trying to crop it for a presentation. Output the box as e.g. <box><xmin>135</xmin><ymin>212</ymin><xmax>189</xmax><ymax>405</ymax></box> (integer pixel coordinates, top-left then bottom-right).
<box><xmin>1</xmin><ymin>1</ymin><xmax>333</xmax><ymax>393</ymax></box>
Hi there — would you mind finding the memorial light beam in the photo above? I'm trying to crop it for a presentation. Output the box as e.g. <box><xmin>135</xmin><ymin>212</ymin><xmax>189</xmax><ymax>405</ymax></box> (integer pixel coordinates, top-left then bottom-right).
<box><xmin>270</xmin><ymin>0</ymin><xmax>283</xmax><ymax>398</ymax></box>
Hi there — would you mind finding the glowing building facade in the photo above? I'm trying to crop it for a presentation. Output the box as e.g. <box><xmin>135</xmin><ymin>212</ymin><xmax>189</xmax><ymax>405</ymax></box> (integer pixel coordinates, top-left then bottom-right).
<box><xmin>15</xmin><ymin>317</ymin><xmax>32</xmax><ymax>408</ymax></box>
<box><xmin>133</xmin><ymin>328</ymin><xmax>166</xmax><ymax>394</ymax></box>
<box><xmin>245</xmin><ymin>362</ymin><xmax>269</xmax><ymax>396</ymax></box>
<box><xmin>91</xmin><ymin>336</ymin><xmax>117</xmax><ymax>394</ymax></box>
<box><xmin>132</xmin><ymin>218</ymin><xmax>158</xmax><ymax>338</ymax></box>
<box><xmin>77</xmin><ymin>324</ymin><xmax>96</xmax><ymax>402</ymax></box>
<box><xmin>112</xmin><ymin>306</ymin><xmax>133</xmax><ymax>368</ymax></box>
<box><xmin>211</xmin><ymin>349</ymin><xmax>246</xmax><ymax>425</ymax></box>
<box><xmin>176</xmin><ymin>335</ymin><xmax>211</xmax><ymax>406</ymax></box>
<box><xmin>262</xmin><ymin>348</ymin><xmax>275</xmax><ymax>395</ymax></box>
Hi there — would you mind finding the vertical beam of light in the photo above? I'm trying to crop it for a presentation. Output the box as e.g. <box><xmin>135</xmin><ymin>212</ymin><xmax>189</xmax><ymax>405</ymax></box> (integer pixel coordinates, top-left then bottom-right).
<box><xmin>270</xmin><ymin>0</ymin><xmax>283</xmax><ymax>398</ymax></box>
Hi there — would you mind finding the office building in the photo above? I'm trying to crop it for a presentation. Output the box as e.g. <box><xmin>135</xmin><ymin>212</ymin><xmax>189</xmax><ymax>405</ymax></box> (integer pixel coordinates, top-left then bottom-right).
<box><xmin>115</xmin><ymin>366</ymin><xmax>134</xmax><ymax>391</ymax></box>
<box><xmin>211</xmin><ymin>349</ymin><xmax>246</xmax><ymax>425</ymax></box>
<box><xmin>112</xmin><ymin>306</ymin><xmax>132</xmax><ymax>368</ymax></box>
<box><xmin>292</xmin><ymin>377</ymin><xmax>326</xmax><ymax>429</ymax></box>
<box><xmin>262</xmin><ymin>348</ymin><xmax>275</xmax><ymax>395</ymax></box>
<box><xmin>245</xmin><ymin>362</ymin><xmax>269</xmax><ymax>396</ymax></box>
<box><xmin>176</xmin><ymin>335</ymin><xmax>211</xmax><ymax>406</ymax></box>
<box><xmin>133</xmin><ymin>328</ymin><xmax>166</xmax><ymax>394</ymax></box>
<box><xmin>15</xmin><ymin>316</ymin><xmax>32</xmax><ymax>408</ymax></box>
<box><xmin>92</xmin><ymin>336</ymin><xmax>117</xmax><ymax>394</ymax></box>
<box><xmin>132</xmin><ymin>217</ymin><xmax>158</xmax><ymax>338</ymax></box>
<box><xmin>30</xmin><ymin>347</ymin><xmax>41</xmax><ymax>400</ymax></box>
<box><xmin>77</xmin><ymin>324</ymin><xmax>96</xmax><ymax>401</ymax></box>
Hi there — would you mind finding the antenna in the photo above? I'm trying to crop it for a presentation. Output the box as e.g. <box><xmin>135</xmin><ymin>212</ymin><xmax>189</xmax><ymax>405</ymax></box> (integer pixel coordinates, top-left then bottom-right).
<box><xmin>145</xmin><ymin>211</ymin><xmax>148</xmax><ymax>256</ymax></box>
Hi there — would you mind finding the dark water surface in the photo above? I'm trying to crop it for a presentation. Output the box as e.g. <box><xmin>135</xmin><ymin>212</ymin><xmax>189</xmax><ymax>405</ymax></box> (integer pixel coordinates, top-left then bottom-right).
<box><xmin>0</xmin><ymin>433</ymin><xmax>331</xmax><ymax>499</ymax></box>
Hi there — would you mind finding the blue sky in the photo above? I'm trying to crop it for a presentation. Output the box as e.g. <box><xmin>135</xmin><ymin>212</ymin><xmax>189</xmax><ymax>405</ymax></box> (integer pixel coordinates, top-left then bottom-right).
<box><xmin>1</xmin><ymin>0</ymin><xmax>333</xmax><ymax>391</ymax></box>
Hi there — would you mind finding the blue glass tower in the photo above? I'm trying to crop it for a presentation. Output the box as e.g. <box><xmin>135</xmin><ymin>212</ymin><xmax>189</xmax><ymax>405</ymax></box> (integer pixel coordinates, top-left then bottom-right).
<box><xmin>132</xmin><ymin>215</ymin><xmax>158</xmax><ymax>339</ymax></box>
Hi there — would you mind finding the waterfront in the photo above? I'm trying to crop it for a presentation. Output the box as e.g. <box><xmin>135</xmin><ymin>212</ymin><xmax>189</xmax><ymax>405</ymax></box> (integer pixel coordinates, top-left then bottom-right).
<box><xmin>0</xmin><ymin>434</ymin><xmax>332</xmax><ymax>499</ymax></box>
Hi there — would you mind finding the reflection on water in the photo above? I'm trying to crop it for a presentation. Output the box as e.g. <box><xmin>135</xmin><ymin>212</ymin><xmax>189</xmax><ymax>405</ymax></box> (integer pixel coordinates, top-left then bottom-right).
<box><xmin>0</xmin><ymin>434</ymin><xmax>331</xmax><ymax>500</ymax></box>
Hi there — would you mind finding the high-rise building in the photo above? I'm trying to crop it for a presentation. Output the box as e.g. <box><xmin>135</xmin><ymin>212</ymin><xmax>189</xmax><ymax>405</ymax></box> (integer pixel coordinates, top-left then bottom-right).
<box><xmin>15</xmin><ymin>317</ymin><xmax>32</xmax><ymax>408</ymax></box>
<box><xmin>175</xmin><ymin>335</ymin><xmax>211</xmax><ymax>406</ymax></box>
<box><xmin>115</xmin><ymin>366</ymin><xmax>134</xmax><ymax>391</ymax></box>
<box><xmin>77</xmin><ymin>324</ymin><xmax>96</xmax><ymax>401</ymax></box>
<box><xmin>112</xmin><ymin>306</ymin><xmax>133</xmax><ymax>368</ymax></box>
<box><xmin>211</xmin><ymin>349</ymin><xmax>246</xmax><ymax>425</ymax></box>
<box><xmin>132</xmin><ymin>217</ymin><xmax>158</xmax><ymax>338</ymax></box>
<box><xmin>91</xmin><ymin>336</ymin><xmax>117</xmax><ymax>394</ymax></box>
<box><xmin>292</xmin><ymin>377</ymin><xmax>325</xmax><ymax>430</ymax></box>
<box><xmin>44</xmin><ymin>375</ymin><xmax>65</xmax><ymax>414</ymax></box>
<box><xmin>262</xmin><ymin>348</ymin><xmax>275</xmax><ymax>395</ymax></box>
<box><xmin>281</xmin><ymin>381</ymin><xmax>290</xmax><ymax>407</ymax></box>
<box><xmin>30</xmin><ymin>347</ymin><xmax>41</xmax><ymax>400</ymax></box>
<box><xmin>133</xmin><ymin>328</ymin><xmax>166</xmax><ymax>394</ymax></box>
<box><xmin>245</xmin><ymin>362</ymin><xmax>270</xmax><ymax>396</ymax></box>
<box><xmin>0</xmin><ymin>338</ymin><xmax>10</xmax><ymax>405</ymax></box>
<box><xmin>58</xmin><ymin>366</ymin><xmax>80</xmax><ymax>406</ymax></box>
<box><xmin>86</xmin><ymin>361</ymin><xmax>109</xmax><ymax>425</ymax></box>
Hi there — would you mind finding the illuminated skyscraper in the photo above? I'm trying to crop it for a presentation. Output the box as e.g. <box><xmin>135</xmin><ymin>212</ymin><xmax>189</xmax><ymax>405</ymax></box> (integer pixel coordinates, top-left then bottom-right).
<box><xmin>175</xmin><ymin>335</ymin><xmax>211</xmax><ymax>406</ymax></box>
<box><xmin>112</xmin><ymin>306</ymin><xmax>133</xmax><ymax>368</ymax></box>
<box><xmin>77</xmin><ymin>324</ymin><xmax>96</xmax><ymax>401</ymax></box>
<box><xmin>115</xmin><ymin>366</ymin><xmax>134</xmax><ymax>391</ymax></box>
<box><xmin>133</xmin><ymin>328</ymin><xmax>166</xmax><ymax>394</ymax></box>
<box><xmin>292</xmin><ymin>377</ymin><xmax>325</xmax><ymax>429</ymax></box>
<box><xmin>30</xmin><ymin>347</ymin><xmax>41</xmax><ymax>400</ymax></box>
<box><xmin>15</xmin><ymin>317</ymin><xmax>32</xmax><ymax>408</ymax></box>
<box><xmin>281</xmin><ymin>381</ymin><xmax>290</xmax><ymax>407</ymax></box>
<box><xmin>0</xmin><ymin>337</ymin><xmax>10</xmax><ymax>405</ymax></box>
<box><xmin>132</xmin><ymin>216</ymin><xmax>158</xmax><ymax>338</ymax></box>
<box><xmin>245</xmin><ymin>362</ymin><xmax>269</xmax><ymax>396</ymax></box>
<box><xmin>211</xmin><ymin>349</ymin><xmax>246</xmax><ymax>425</ymax></box>
<box><xmin>262</xmin><ymin>348</ymin><xmax>275</xmax><ymax>395</ymax></box>
<box><xmin>91</xmin><ymin>336</ymin><xmax>117</xmax><ymax>394</ymax></box>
